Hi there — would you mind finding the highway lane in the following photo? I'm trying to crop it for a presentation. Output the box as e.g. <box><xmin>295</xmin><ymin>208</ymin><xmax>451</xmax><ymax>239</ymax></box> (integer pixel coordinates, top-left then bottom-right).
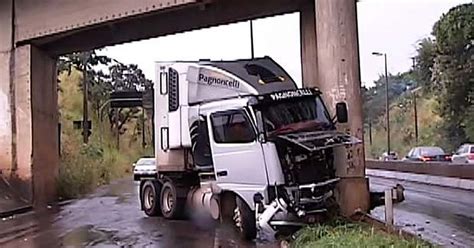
<box><xmin>369</xmin><ymin>176</ymin><xmax>474</xmax><ymax>247</ymax></box>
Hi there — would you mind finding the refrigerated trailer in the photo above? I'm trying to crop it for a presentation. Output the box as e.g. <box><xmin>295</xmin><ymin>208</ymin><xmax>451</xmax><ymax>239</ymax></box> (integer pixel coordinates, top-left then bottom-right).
<box><xmin>139</xmin><ymin>56</ymin><xmax>360</xmax><ymax>240</ymax></box>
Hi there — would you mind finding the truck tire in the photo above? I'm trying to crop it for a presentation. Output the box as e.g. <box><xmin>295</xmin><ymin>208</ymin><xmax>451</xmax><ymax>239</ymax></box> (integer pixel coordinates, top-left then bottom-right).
<box><xmin>141</xmin><ymin>180</ymin><xmax>162</xmax><ymax>216</ymax></box>
<box><xmin>160</xmin><ymin>181</ymin><xmax>186</xmax><ymax>219</ymax></box>
<box><xmin>234</xmin><ymin>197</ymin><xmax>257</xmax><ymax>240</ymax></box>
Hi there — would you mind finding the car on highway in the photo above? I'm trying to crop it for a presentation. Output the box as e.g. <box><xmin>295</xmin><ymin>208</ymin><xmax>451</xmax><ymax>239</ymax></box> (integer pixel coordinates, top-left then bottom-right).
<box><xmin>403</xmin><ymin>146</ymin><xmax>451</xmax><ymax>162</ymax></box>
<box><xmin>451</xmin><ymin>144</ymin><xmax>474</xmax><ymax>164</ymax></box>
<box><xmin>133</xmin><ymin>158</ymin><xmax>156</xmax><ymax>181</ymax></box>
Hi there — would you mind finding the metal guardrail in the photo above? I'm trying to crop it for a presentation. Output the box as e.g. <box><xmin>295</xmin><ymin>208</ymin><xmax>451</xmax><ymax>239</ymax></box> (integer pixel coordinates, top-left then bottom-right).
<box><xmin>366</xmin><ymin>160</ymin><xmax>474</xmax><ymax>180</ymax></box>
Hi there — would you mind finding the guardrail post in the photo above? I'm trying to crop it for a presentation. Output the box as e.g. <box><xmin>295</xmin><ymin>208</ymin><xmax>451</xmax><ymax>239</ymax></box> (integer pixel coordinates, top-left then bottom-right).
<box><xmin>384</xmin><ymin>189</ymin><xmax>394</xmax><ymax>227</ymax></box>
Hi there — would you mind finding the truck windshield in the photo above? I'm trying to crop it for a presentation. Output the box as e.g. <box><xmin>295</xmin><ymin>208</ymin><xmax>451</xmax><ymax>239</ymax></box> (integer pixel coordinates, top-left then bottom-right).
<box><xmin>255</xmin><ymin>96</ymin><xmax>332</xmax><ymax>136</ymax></box>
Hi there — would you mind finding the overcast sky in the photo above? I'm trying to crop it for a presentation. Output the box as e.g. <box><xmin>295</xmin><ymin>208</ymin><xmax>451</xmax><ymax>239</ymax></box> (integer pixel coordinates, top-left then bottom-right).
<box><xmin>99</xmin><ymin>0</ymin><xmax>470</xmax><ymax>88</ymax></box>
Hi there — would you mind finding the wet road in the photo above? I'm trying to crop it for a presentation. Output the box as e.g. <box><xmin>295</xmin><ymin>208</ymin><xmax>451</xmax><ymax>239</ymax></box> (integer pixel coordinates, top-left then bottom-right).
<box><xmin>0</xmin><ymin>178</ymin><xmax>278</xmax><ymax>248</ymax></box>
<box><xmin>0</xmin><ymin>177</ymin><xmax>29</xmax><ymax>214</ymax></box>
<box><xmin>2</xmin><ymin>176</ymin><xmax>473</xmax><ymax>247</ymax></box>
<box><xmin>370</xmin><ymin>176</ymin><xmax>474</xmax><ymax>248</ymax></box>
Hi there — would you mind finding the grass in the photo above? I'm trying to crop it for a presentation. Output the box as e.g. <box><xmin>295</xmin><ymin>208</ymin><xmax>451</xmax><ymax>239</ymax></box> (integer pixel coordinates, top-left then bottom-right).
<box><xmin>57</xmin><ymin>70</ymin><xmax>150</xmax><ymax>199</ymax></box>
<box><xmin>291</xmin><ymin>221</ymin><xmax>433</xmax><ymax>248</ymax></box>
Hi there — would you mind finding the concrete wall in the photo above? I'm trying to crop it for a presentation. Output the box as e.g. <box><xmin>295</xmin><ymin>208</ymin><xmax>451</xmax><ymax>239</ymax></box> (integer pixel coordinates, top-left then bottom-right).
<box><xmin>367</xmin><ymin>169</ymin><xmax>474</xmax><ymax>191</ymax></box>
<box><xmin>366</xmin><ymin>160</ymin><xmax>474</xmax><ymax>180</ymax></box>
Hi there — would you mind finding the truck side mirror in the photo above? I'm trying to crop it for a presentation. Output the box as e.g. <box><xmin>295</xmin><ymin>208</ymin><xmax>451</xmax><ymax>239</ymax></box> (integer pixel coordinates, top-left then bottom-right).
<box><xmin>335</xmin><ymin>102</ymin><xmax>348</xmax><ymax>123</ymax></box>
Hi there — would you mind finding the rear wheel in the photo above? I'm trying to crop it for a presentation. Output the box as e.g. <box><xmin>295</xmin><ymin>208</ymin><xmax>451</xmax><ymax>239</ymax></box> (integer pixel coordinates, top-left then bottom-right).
<box><xmin>141</xmin><ymin>180</ymin><xmax>161</xmax><ymax>216</ymax></box>
<box><xmin>160</xmin><ymin>181</ymin><xmax>186</xmax><ymax>219</ymax></box>
<box><xmin>233</xmin><ymin>197</ymin><xmax>257</xmax><ymax>240</ymax></box>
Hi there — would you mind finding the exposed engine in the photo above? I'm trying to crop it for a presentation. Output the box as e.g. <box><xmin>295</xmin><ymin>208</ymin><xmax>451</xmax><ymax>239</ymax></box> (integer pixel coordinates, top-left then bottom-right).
<box><xmin>278</xmin><ymin>144</ymin><xmax>335</xmax><ymax>186</ymax></box>
<box><xmin>266</xmin><ymin>130</ymin><xmax>360</xmax><ymax>218</ymax></box>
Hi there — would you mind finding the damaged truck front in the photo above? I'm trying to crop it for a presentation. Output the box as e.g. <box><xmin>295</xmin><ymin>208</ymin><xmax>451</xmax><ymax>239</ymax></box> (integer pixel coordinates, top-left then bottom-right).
<box><xmin>249</xmin><ymin>88</ymin><xmax>360</xmax><ymax>236</ymax></box>
<box><xmin>139</xmin><ymin>57</ymin><xmax>363</xmax><ymax>240</ymax></box>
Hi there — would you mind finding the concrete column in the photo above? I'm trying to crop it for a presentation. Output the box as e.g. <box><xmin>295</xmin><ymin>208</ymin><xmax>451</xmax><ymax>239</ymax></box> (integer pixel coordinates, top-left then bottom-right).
<box><xmin>300</xmin><ymin>0</ymin><xmax>318</xmax><ymax>87</ymax></box>
<box><xmin>30</xmin><ymin>46</ymin><xmax>59</xmax><ymax>207</ymax></box>
<box><xmin>0</xmin><ymin>11</ymin><xmax>58</xmax><ymax>207</ymax></box>
<box><xmin>0</xmin><ymin>0</ymin><xmax>13</xmax><ymax>179</ymax></box>
<box><xmin>12</xmin><ymin>44</ymin><xmax>59</xmax><ymax>207</ymax></box>
<box><xmin>314</xmin><ymin>0</ymin><xmax>369</xmax><ymax>216</ymax></box>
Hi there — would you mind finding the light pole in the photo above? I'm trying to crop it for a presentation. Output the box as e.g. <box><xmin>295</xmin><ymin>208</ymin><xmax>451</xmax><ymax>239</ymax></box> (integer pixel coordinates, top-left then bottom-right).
<box><xmin>411</xmin><ymin>57</ymin><xmax>419</xmax><ymax>144</ymax></box>
<box><xmin>372</xmin><ymin>52</ymin><xmax>390</xmax><ymax>153</ymax></box>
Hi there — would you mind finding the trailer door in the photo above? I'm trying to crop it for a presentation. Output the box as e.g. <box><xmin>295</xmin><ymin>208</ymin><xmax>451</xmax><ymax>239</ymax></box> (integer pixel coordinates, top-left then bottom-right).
<box><xmin>208</xmin><ymin>109</ymin><xmax>268</xmax><ymax>186</ymax></box>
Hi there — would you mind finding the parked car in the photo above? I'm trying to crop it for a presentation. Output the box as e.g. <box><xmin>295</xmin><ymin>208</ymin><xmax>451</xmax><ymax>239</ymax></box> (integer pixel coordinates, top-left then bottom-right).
<box><xmin>380</xmin><ymin>151</ymin><xmax>398</xmax><ymax>161</ymax></box>
<box><xmin>403</xmin><ymin>146</ymin><xmax>451</xmax><ymax>162</ymax></box>
<box><xmin>133</xmin><ymin>158</ymin><xmax>156</xmax><ymax>181</ymax></box>
<box><xmin>451</xmin><ymin>144</ymin><xmax>474</xmax><ymax>164</ymax></box>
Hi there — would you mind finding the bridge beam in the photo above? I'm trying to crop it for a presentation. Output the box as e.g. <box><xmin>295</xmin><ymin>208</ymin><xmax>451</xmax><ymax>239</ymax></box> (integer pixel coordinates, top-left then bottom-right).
<box><xmin>314</xmin><ymin>0</ymin><xmax>369</xmax><ymax>216</ymax></box>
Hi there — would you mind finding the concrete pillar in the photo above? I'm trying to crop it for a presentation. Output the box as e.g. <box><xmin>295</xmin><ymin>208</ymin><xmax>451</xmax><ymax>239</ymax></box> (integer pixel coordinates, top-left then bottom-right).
<box><xmin>12</xmin><ymin>44</ymin><xmax>58</xmax><ymax>207</ymax></box>
<box><xmin>0</xmin><ymin>1</ymin><xmax>58</xmax><ymax>206</ymax></box>
<box><xmin>29</xmin><ymin>45</ymin><xmax>59</xmax><ymax>207</ymax></box>
<box><xmin>300</xmin><ymin>0</ymin><xmax>318</xmax><ymax>87</ymax></box>
<box><xmin>314</xmin><ymin>0</ymin><xmax>369</xmax><ymax>216</ymax></box>
<box><xmin>0</xmin><ymin>0</ymin><xmax>13</xmax><ymax>180</ymax></box>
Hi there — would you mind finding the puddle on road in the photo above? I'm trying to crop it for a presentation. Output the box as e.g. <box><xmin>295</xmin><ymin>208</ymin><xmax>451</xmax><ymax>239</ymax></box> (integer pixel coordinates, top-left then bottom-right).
<box><xmin>60</xmin><ymin>225</ymin><xmax>133</xmax><ymax>247</ymax></box>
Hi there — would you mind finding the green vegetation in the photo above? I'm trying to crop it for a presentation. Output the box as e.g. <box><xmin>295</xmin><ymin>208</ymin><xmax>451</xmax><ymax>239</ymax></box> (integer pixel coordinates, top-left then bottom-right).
<box><xmin>364</xmin><ymin>3</ymin><xmax>473</xmax><ymax>157</ymax></box>
<box><xmin>365</xmin><ymin>92</ymin><xmax>442</xmax><ymax>158</ymax></box>
<box><xmin>57</xmin><ymin>61</ymin><xmax>152</xmax><ymax>199</ymax></box>
<box><xmin>292</xmin><ymin>222</ymin><xmax>432</xmax><ymax>248</ymax></box>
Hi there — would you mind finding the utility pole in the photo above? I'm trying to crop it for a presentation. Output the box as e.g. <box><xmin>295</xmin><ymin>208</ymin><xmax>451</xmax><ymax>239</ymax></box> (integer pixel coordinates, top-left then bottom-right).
<box><xmin>116</xmin><ymin>109</ymin><xmax>120</xmax><ymax>150</ymax></box>
<box><xmin>414</xmin><ymin>93</ymin><xmax>418</xmax><ymax>143</ymax></box>
<box><xmin>384</xmin><ymin>53</ymin><xmax>390</xmax><ymax>154</ymax></box>
<box><xmin>82</xmin><ymin>62</ymin><xmax>89</xmax><ymax>144</ymax></box>
<box><xmin>369</xmin><ymin>120</ymin><xmax>373</xmax><ymax>146</ymax></box>
<box><xmin>250</xmin><ymin>20</ymin><xmax>255</xmax><ymax>59</ymax></box>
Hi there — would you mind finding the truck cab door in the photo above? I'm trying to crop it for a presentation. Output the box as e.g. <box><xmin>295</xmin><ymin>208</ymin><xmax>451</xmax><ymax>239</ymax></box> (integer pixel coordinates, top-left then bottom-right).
<box><xmin>207</xmin><ymin>108</ymin><xmax>268</xmax><ymax>186</ymax></box>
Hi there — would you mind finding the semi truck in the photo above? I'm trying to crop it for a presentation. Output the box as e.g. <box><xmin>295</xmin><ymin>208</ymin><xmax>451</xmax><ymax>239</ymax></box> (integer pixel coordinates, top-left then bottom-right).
<box><xmin>139</xmin><ymin>56</ymin><xmax>360</xmax><ymax>240</ymax></box>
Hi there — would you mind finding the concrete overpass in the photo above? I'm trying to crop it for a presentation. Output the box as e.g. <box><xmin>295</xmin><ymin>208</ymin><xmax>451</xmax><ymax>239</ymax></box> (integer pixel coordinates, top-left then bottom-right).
<box><xmin>0</xmin><ymin>0</ymin><xmax>367</xmax><ymax>215</ymax></box>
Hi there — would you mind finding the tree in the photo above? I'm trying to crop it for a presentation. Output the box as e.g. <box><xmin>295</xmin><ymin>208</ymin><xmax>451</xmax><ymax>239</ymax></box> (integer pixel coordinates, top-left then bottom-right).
<box><xmin>107</xmin><ymin>62</ymin><xmax>152</xmax><ymax>137</ymax></box>
<box><xmin>414</xmin><ymin>38</ymin><xmax>436</xmax><ymax>88</ymax></box>
<box><xmin>57</xmin><ymin>50</ymin><xmax>153</xmax><ymax>146</ymax></box>
<box><xmin>108</xmin><ymin>63</ymin><xmax>152</xmax><ymax>91</ymax></box>
<box><xmin>431</xmin><ymin>3</ymin><xmax>474</xmax><ymax>149</ymax></box>
<box><xmin>58</xmin><ymin>51</ymin><xmax>112</xmax><ymax>143</ymax></box>
<box><xmin>362</xmin><ymin>73</ymin><xmax>412</xmax><ymax>126</ymax></box>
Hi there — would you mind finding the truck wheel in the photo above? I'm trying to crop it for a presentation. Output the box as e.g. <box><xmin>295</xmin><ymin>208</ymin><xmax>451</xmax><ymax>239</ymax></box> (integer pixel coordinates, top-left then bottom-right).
<box><xmin>234</xmin><ymin>197</ymin><xmax>257</xmax><ymax>240</ymax></box>
<box><xmin>141</xmin><ymin>180</ymin><xmax>162</xmax><ymax>216</ymax></box>
<box><xmin>160</xmin><ymin>181</ymin><xmax>186</xmax><ymax>219</ymax></box>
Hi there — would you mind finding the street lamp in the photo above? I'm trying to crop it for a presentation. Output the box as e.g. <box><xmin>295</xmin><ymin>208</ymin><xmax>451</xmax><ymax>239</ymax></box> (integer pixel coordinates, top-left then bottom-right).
<box><xmin>372</xmin><ymin>52</ymin><xmax>390</xmax><ymax>154</ymax></box>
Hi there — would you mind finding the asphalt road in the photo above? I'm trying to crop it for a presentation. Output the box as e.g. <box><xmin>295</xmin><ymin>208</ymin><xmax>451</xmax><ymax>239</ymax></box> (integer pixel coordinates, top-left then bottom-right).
<box><xmin>0</xmin><ymin>178</ymin><xmax>278</xmax><ymax>248</ymax></box>
<box><xmin>370</xmin><ymin>176</ymin><xmax>474</xmax><ymax>248</ymax></box>
<box><xmin>1</xmin><ymin>176</ymin><xmax>473</xmax><ymax>247</ymax></box>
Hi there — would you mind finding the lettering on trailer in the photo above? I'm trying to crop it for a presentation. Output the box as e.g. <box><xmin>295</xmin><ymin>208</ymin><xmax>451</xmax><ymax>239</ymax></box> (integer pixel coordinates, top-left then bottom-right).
<box><xmin>269</xmin><ymin>88</ymin><xmax>314</xmax><ymax>101</ymax></box>
<box><xmin>198</xmin><ymin>73</ymin><xmax>240</xmax><ymax>89</ymax></box>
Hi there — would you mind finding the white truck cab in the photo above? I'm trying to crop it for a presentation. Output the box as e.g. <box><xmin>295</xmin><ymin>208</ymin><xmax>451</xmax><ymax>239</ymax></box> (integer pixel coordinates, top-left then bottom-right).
<box><xmin>139</xmin><ymin>57</ymin><xmax>359</xmax><ymax>240</ymax></box>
